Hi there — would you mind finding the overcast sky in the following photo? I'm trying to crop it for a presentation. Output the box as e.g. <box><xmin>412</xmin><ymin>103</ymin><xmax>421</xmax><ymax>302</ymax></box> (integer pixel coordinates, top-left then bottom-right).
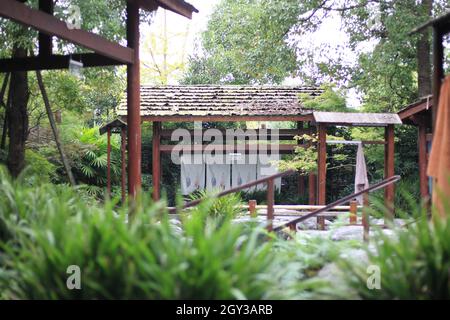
<box><xmin>141</xmin><ymin>1</ymin><xmax>364</xmax><ymax>106</ymax></box>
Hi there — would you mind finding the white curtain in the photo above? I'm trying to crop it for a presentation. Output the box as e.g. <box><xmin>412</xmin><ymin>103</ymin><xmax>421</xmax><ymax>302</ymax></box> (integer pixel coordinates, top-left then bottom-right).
<box><xmin>231</xmin><ymin>157</ymin><xmax>257</xmax><ymax>191</ymax></box>
<box><xmin>256</xmin><ymin>161</ymin><xmax>281</xmax><ymax>191</ymax></box>
<box><xmin>206</xmin><ymin>164</ymin><xmax>231</xmax><ymax>192</ymax></box>
<box><xmin>354</xmin><ymin>142</ymin><xmax>369</xmax><ymax>204</ymax></box>
<box><xmin>180</xmin><ymin>155</ymin><xmax>205</xmax><ymax>195</ymax></box>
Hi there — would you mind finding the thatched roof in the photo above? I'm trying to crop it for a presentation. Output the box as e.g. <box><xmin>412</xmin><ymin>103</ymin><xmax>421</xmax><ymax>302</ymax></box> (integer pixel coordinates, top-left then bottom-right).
<box><xmin>117</xmin><ymin>85</ymin><xmax>322</xmax><ymax>118</ymax></box>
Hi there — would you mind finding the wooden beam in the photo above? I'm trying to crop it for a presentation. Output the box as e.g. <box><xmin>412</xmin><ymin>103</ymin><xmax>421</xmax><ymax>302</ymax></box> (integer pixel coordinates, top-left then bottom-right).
<box><xmin>121</xmin><ymin>127</ymin><xmax>127</xmax><ymax>203</ymax></box>
<box><xmin>418</xmin><ymin>124</ymin><xmax>429</xmax><ymax>199</ymax></box>
<box><xmin>160</xmin><ymin>128</ymin><xmax>310</xmax><ymax>140</ymax></box>
<box><xmin>384</xmin><ymin>125</ymin><xmax>395</xmax><ymax>220</ymax></box>
<box><xmin>152</xmin><ymin>122</ymin><xmax>162</xmax><ymax>201</ymax></box>
<box><xmin>140</xmin><ymin>114</ymin><xmax>315</xmax><ymax>122</ymax></box>
<box><xmin>107</xmin><ymin>129</ymin><xmax>112</xmax><ymax>198</ymax></box>
<box><xmin>317</xmin><ymin>124</ymin><xmax>327</xmax><ymax>205</ymax></box>
<box><xmin>0</xmin><ymin>0</ymin><xmax>134</xmax><ymax>64</ymax></box>
<box><xmin>137</xmin><ymin>0</ymin><xmax>198</xmax><ymax>19</ymax></box>
<box><xmin>432</xmin><ymin>28</ymin><xmax>444</xmax><ymax>133</ymax></box>
<box><xmin>38</xmin><ymin>0</ymin><xmax>53</xmax><ymax>56</ymax></box>
<box><xmin>126</xmin><ymin>2</ymin><xmax>142</xmax><ymax>198</ymax></box>
<box><xmin>297</xmin><ymin>121</ymin><xmax>305</xmax><ymax>198</ymax></box>
<box><xmin>398</xmin><ymin>98</ymin><xmax>433</xmax><ymax>122</ymax></box>
<box><xmin>0</xmin><ymin>54</ymin><xmax>124</xmax><ymax>72</ymax></box>
<box><xmin>159</xmin><ymin>144</ymin><xmax>304</xmax><ymax>154</ymax></box>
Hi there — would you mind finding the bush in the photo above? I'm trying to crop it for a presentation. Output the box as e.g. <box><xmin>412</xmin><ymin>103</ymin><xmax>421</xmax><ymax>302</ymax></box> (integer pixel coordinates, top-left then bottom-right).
<box><xmin>0</xmin><ymin>167</ymin><xmax>291</xmax><ymax>299</ymax></box>
<box><xmin>340</xmin><ymin>201</ymin><xmax>450</xmax><ymax>299</ymax></box>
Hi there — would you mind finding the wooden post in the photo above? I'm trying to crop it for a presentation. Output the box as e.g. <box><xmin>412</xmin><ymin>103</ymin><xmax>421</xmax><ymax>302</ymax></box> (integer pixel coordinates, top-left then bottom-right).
<box><xmin>298</xmin><ymin>175</ymin><xmax>305</xmax><ymax>198</ymax></box>
<box><xmin>349</xmin><ymin>200</ymin><xmax>357</xmax><ymax>224</ymax></box>
<box><xmin>152</xmin><ymin>121</ymin><xmax>161</xmax><ymax>201</ymax></box>
<box><xmin>266</xmin><ymin>179</ymin><xmax>275</xmax><ymax>232</ymax></box>
<box><xmin>362</xmin><ymin>192</ymin><xmax>370</xmax><ymax>242</ymax></box>
<box><xmin>121</xmin><ymin>127</ymin><xmax>127</xmax><ymax>203</ymax></box>
<box><xmin>106</xmin><ymin>128</ymin><xmax>111</xmax><ymax>197</ymax></box>
<box><xmin>38</xmin><ymin>0</ymin><xmax>53</xmax><ymax>56</ymax></box>
<box><xmin>126</xmin><ymin>2</ymin><xmax>142</xmax><ymax>197</ymax></box>
<box><xmin>297</xmin><ymin>121</ymin><xmax>305</xmax><ymax>198</ymax></box>
<box><xmin>418</xmin><ymin>124</ymin><xmax>429</xmax><ymax>199</ymax></box>
<box><xmin>317</xmin><ymin>124</ymin><xmax>327</xmax><ymax>205</ymax></box>
<box><xmin>432</xmin><ymin>28</ymin><xmax>444</xmax><ymax>133</ymax></box>
<box><xmin>384</xmin><ymin>125</ymin><xmax>395</xmax><ymax>220</ymax></box>
<box><xmin>317</xmin><ymin>216</ymin><xmax>325</xmax><ymax>230</ymax></box>
<box><xmin>249</xmin><ymin>200</ymin><xmax>257</xmax><ymax>218</ymax></box>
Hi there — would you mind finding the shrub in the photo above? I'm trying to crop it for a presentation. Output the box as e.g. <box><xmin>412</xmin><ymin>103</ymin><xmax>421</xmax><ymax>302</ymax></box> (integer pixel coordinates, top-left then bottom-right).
<box><xmin>0</xmin><ymin>168</ymin><xmax>289</xmax><ymax>299</ymax></box>
<box><xmin>340</xmin><ymin>201</ymin><xmax>450</xmax><ymax>299</ymax></box>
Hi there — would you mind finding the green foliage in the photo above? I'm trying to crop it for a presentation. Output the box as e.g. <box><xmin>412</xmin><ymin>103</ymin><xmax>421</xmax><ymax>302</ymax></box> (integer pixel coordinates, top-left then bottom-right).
<box><xmin>187</xmin><ymin>191</ymin><xmax>245</xmax><ymax>223</ymax></box>
<box><xmin>69</xmin><ymin>127</ymin><xmax>121</xmax><ymax>188</ymax></box>
<box><xmin>0</xmin><ymin>167</ymin><xmax>297</xmax><ymax>300</ymax></box>
<box><xmin>277</xmin><ymin>134</ymin><xmax>318</xmax><ymax>174</ymax></box>
<box><xmin>182</xmin><ymin>0</ymin><xmax>300</xmax><ymax>84</ymax></box>
<box><xmin>299</xmin><ymin>84</ymin><xmax>350</xmax><ymax>112</ymax></box>
<box><xmin>23</xmin><ymin>149</ymin><xmax>57</xmax><ymax>184</ymax></box>
<box><xmin>340</xmin><ymin>205</ymin><xmax>450</xmax><ymax>299</ymax></box>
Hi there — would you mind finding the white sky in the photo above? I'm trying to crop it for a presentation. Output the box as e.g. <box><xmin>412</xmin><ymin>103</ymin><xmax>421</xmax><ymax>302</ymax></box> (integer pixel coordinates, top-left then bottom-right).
<box><xmin>141</xmin><ymin>1</ymin><xmax>368</xmax><ymax>106</ymax></box>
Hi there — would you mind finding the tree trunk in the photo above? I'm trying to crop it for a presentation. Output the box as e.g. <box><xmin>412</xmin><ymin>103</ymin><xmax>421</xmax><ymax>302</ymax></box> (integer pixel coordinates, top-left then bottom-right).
<box><xmin>6</xmin><ymin>46</ymin><xmax>29</xmax><ymax>177</ymax></box>
<box><xmin>36</xmin><ymin>71</ymin><xmax>76</xmax><ymax>186</ymax></box>
<box><xmin>417</xmin><ymin>0</ymin><xmax>433</xmax><ymax>98</ymax></box>
<box><xmin>0</xmin><ymin>73</ymin><xmax>10</xmax><ymax>151</ymax></box>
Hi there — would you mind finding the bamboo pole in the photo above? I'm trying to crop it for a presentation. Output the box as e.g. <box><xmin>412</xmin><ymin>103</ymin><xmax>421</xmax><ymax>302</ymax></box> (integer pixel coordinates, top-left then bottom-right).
<box><xmin>36</xmin><ymin>71</ymin><xmax>76</xmax><ymax>186</ymax></box>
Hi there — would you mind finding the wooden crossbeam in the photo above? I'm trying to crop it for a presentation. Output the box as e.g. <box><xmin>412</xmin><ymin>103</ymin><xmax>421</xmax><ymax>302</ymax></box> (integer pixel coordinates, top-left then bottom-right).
<box><xmin>160</xmin><ymin>128</ymin><xmax>312</xmax><ymax>140</ymax></box>
<box><xmin>0</xmin><ymin>0</ymin><xmax>134</xmax><ymax>64</ymax></box>
<box><xmin>137</xmin><ymin>0</ymin><xmax>198</xmax><ymax>19</ymax></box>
<box><xmin>0</xmin><ymin>54</ymin><xmax>124</xmax><ymax>72</ymax></box>
<box><xmin>159</xmin><ymin>144</ymin><xmax>304</xmax><ymax>153</ymax></box>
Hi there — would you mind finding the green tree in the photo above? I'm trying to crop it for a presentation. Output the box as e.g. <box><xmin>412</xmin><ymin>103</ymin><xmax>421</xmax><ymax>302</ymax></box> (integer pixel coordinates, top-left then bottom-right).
<box><xmin>182</xmin><ymin>0</ymin><xmax>301</xmax><ymax>84</ymax></box>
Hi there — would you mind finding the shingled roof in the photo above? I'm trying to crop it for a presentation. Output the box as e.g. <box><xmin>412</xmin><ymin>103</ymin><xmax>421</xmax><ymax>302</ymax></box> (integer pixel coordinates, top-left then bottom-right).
<box><xmin>117</xmin><ymin>85</ymin><xmax>322</xmax><ymax>120</ymax></box>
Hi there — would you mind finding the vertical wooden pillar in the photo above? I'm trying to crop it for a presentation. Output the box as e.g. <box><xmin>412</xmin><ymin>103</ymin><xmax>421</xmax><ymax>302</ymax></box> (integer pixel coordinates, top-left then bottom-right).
<box><xmin>384</xmin><ymin>124</ymin><xmax>395</xmax><ymax>220</ymax></box>
<box><xmin>152</xmin><ymin>121</ymin><xmax>161</xmax><ymax>201</ymax></box>
<box><xmin>432</xmin><ymin>28</ymin><xmax>444</xmax><ymax>132</ymax></box>
<box><xmin>266</xmin><ymin>179</ymin><xmax>275</xmax><ymax>232</ymax></box>
<box><xmin>106</xmin><ymin>128</ymin><xmax>111</xmax><ymax>198</ymax></box>
<box><xmin>418</xmin><ymin>124</ymin><xmax>429</xmax><ymax>199</ymax></box>
<box><xmin>317</xmin><ymin>124</ymin><xmax>327</xmax><ymax>205</ymax></box>
<box><xmin>349</xmin><ymin>200</ymin><xmax>357</xmax><ymax>224</ymax></box>
<box><xmin>249</xmin><ymin>200</ymin><xmax>257</xmax><ymax>218</ymax></box>
<box><xmin>307</xmin><ymin>124</ymin><xmax>316</xmax><ymax>205</ymax></box>
<box><xmin>38</xmin><ymin>0</ymin><xmax>53</xmax><ymax>56</ymax></box>
<box><xmin>126</xmin><ymin>2</ymin><xmax>142</xmax><ymax>197</ymax></box>
<box><xmin>297</xmin><ymin>121</ymin><xmax>305</xmax><ymax>198</ymax></box>
<box><xmin>121</xmin><ymin>127</ymin><xmax>127</xmax><ymax>203</ymax></box>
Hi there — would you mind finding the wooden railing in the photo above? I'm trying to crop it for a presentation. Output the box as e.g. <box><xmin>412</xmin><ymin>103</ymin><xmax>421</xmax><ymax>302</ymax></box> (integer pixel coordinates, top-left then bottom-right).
<box><xmin>168</xmin><ymin>169</ymin><xmax>297</xmax><ymax>231</ymax></box>
<box><xmin>169</xmin><ymin>170</ymin><xmax>400</xmax><ymax>239</ymax></box>
<box><xmin>273</xmin><ymin>175</ymin><xmax>401</xmax><ymax>240</ymax></box>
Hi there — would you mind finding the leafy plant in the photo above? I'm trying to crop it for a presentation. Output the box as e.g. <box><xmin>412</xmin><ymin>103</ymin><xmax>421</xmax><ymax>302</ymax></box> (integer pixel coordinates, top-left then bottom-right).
<box><xmin>339</xmin><ymin>198</ymin><xmax>450</xmax><ymax>299</ymax></box>
<box><xmin>0</xmin><ymin>167</ymin><xmax>292</xmax><ymax>299</ymax></box>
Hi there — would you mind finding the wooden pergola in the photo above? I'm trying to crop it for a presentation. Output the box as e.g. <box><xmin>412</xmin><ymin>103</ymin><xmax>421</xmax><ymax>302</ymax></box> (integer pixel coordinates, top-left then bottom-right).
<box><xmin>118</xmin><ymin>85</ymin><xmax>401</xmax><ymax>216</ymax></box>
<box><xmin>0</xmin><ymin>0</ymin><xmax>198</xmax><ymax>198</ymax></box>
<box><xmin>411</xmin><ymin>11</ymin><xmax>450</xmax><ymax>131</ymax></box>
<box><xmin>398</xmin><ymin>96</ymin><xmax>433</xmax><ymax>199</ymax></box>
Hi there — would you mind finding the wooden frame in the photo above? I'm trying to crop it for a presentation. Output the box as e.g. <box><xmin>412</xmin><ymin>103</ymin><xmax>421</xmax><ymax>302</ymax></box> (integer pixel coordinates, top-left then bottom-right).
<box><xmin>0</xmin><ymin>0</ymin><xmax>197</xmax><ymax>200</ymax></box>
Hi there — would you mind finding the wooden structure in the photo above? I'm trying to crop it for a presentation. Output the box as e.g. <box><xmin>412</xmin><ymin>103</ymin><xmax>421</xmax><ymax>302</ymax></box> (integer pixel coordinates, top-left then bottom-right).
<box><xmin>411</xmin><ymin>11</ymin><xmax>450</xmax><ymax>131</ymax></box>
<box><xmin>0</xmin><ymin>0</ymin><xmax>198</xmax><ymax>199</ymax></box>
<box><xmin>398</xmin><ymin>96</ymin><xmax>433</xmax><ymax>199</ymax></box>
<box><xmin>118</xmin><ymin>85</ymin><xmax>401</xmax><ymax>217</ymax></box>
<box><xmin>99</xmin><ymin>119</ymin><xmax>128</xmax><ymax>202</ymax></box>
